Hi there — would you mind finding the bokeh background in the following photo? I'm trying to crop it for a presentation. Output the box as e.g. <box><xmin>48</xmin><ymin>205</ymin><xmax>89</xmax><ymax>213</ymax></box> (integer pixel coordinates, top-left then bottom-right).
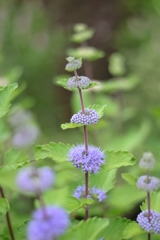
<box><xmin>0</xmin><ymin>1</ymin><xmax>160</xmax><ymax>238</ymax></box>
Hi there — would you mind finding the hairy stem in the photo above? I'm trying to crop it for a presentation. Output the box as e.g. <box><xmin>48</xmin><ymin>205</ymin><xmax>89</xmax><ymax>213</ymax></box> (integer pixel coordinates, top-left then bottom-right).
<box><xmin>74</xmin><ymin>70</ymin><xmax>89</xmax><ymax>220</ymax></box>
<box><xmin>0</xmin><ymin>186</ymin><xmax>15</xmax><ymax>240</ymax></box>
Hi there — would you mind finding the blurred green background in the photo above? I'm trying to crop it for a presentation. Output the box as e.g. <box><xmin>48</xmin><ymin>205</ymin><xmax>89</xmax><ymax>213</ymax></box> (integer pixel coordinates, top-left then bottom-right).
<box><xmin>0</xmin><ymin>1</ymin><xmax>160</xmax><ymax>238</ymax></box>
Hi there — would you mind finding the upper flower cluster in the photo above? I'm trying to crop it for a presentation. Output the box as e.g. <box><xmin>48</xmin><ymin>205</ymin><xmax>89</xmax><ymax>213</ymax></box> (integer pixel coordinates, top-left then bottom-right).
<box><xmin>70</xmin><ymin>108</ymin><xmax>99</xmax><ymax>125</ymax></box>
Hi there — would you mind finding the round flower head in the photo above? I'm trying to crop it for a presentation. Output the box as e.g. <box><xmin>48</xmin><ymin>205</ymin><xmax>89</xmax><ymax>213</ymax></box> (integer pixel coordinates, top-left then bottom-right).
<box><xmin>137</xmin><ymin>175</ymin><xmax>160</xmax><ymax>192</ymax></box>
<box><xmin>73</xmin><ymin>185</ymin><xmax>107</xmax><ymax>202</ymax></box>
<box><xmin>139</xmin><ymin>152</ymin><xmax>155</xmax><ymax>170</ymax></box>
<box><xmin>27</xmin><ymin>206</ymin><xmax>69</xmax><ymax>240</ymax></box>
<box><xmin>16</xmin><ymin>166</ymin><xmax>55</xmax><ymax>194</ymax></box>
<box><xmin>137</xmin><ymin>210</ymin><xmax>160</xmax><ymax>234</ymax></box>
<box><xmin>67</xmin><ymin>76</ymin><xmax>91</xmax><ymax>90</ymax></box>
<box><xmin>11</xmin><ymin>124</ymin><xmax>40</xmax><ymax>148</ymax></box>
<box><xmin>70</xmin><ymin>108</ymin><xmax>99</xmax><ymax>125</ymax></box>
<box><xmin>68</xmin><ymin>144</ymin><xmax>105</xmax><ymax>174</ymax></box>
<box><xmin>65</xmin><ymin>57</ymin><xmax>82</xmax><ymax>72</ymax></box>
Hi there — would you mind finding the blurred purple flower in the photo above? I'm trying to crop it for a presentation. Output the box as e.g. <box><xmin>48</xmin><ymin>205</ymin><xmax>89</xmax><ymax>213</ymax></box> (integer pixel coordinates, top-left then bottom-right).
<box><xmin>8</xmin><ymin>108</ymin><xmax>32</xmax><ymax>128</ymax></box>
<box><xmin>27</xmin><ymin>206</ymin><xmax>70</xmax><ymax>240</ymax></box>
<box><xmin>16</xmin><ymin>166</ymin><xmax>54</xmax><ymax>194</ymax></box>
<box><xmin>137</xmin><ymin>175</ymin><xmax>160</xmax><ymax>192</ymax></box>
<box><xmin>67</xmin><ymin>76</ymin><xmax>91</xmax><ymax>90</ymax></box>
<box><xmin>68</xmin><ymin>144</ymin><xmax>105</xmax><ymax>174</ymax></box>
<box><xmin>11</xmin><ymin>124</ymin><xmax>40</xmax><ymax>148</ymax></box>
<box><xmin>70</xmin><ymin>108</ymin><xmax>99</xmax><ymax>125</ymax></box>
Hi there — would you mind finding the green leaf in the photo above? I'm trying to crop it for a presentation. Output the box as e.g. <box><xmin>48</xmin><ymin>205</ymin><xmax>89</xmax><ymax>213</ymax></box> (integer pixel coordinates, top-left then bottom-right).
<box><xmin>103</xmin><ymin>150</ymin><xmax>136</xmax><ymax>171</ymax></box>
<box><xmin>71</xmin><ymin>29</ymin><xmax>95</xmax><ymax>43</ymax></box>
<box><xmin>66</xmin><ymin>47</ymin><xmax>105</xmax><ymax>61</ymax></box>
<box><xmin>0</xmin><ymin>198</ymin><xmax>10</xmax><ymax>216</ymax></box>
<box><xmin>61</xmin><ymin>104</ymin><xmax>106</xmax><ymax>130</ymax></box>
<box><xmin>61</xmin><ymin>217</ymin><xmax>109</xmax><ymax>240</ymax></box>
<box><xmin>98</xmin><ymin>217</ymin><xmax>131</xmax><ymax>240</ymax></box>
<box><xmin>0</xmin><ymin>83</ymin><xmax>18</xmax><ymax>118</ymax></box>
<box><xmin>0</xmin><ymin>235</ymin><xmax>10</xmax><ymax>240</ymax></box>
<box><xmin>141</xmin><ymin>192</ymin><xmax>160</xmax><ymax>212</ymax></box>
<box><xmin>90</xmin><ymin>169</ymin><xmax>117</xmax><ymax>192</ymax></box>
<box><xmin>108</xmin><ymin>53</ymin><xmax>126</xmax><ymax>76</ymax></box>
<box><xmin>65</xmin><ymin>196</ymin><xmax>94</xmax><ymax>213</ymax></box>
<box><xmin>35</xmin><ymin>142</ymin><xmax>71</xmax><ymax>162</ymax></box>
<box><xmin>17</xmin><ymin>220</ymin><xmax>29</xmax><ymax>237</ymax></box>
<box><xmin>123</xmin><ymin>221</ymin><xmax>144</xmax><ymax>239</ymax></box>
<box><xmin>121</xmin><ymin>173</ymin><xmax>138</xmax><ymax>188</ymax></box>
<box><xmin>73</xmin><ymin>23</ymin><xmax>88</xmax><ymax>32</ymax></box>
<box><xmin>5</xmin><ymin>66</ymin><xmax>23</xmax><ymax>82</ymax></box>
<box><xmin>2</xmin><ymin>148</ymin><xmax>29</xmax><ymax>172</ymax></box>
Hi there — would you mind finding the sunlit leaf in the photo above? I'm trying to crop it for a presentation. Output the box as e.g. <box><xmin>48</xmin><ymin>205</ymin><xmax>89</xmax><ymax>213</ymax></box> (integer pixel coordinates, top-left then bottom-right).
<box><xmin>121</xmin><ymin>173</ymin><xmax>138</xmax><ymax>188</ymax></box>
<box><xmin>123</xmin><ymin>221</ymin><xmax>144</xmax><ymax>239</ymax></box>
<box><xmin>65</xmin><ymin>196</ymin><xmax>94</xmax><ymax>213</ymax></box>
<box><xmin>0</xmin><ymin>83</ymin><xmax>18</xmax><ymax>118</ymax></box>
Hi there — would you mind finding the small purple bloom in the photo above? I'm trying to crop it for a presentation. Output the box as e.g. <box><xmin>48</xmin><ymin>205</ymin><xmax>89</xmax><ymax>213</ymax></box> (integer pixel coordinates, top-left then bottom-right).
<box><xmin>27</xmin><ymin>206</ymin><xmax>69</xmax><ymax>240</ymax></box>
<box><xmin>137</xmin><ymin>175</ymin><xmax>160</xmax><ymax>192</ymax></box>
<box><xmin>16</xmin><ymin>166</ymin><xmax>54</xmax><ymax>194</ymax></box>
<box><xmin>73</xmin><ymin>185</ymin><xmax>107</xmax><ymax>202</ymax></box>
<box><xmin>70</xmin><ymin>108</ymin><xmax>99</xmax><ymax>125</ymax></box>
<box><xmin>67</xmin><ymin>76</ymin><xmax>91</xmax><ymax>90</ymax></box>
<box><xmin>68</xmin><ymin>144</ymin><xmax>105</xmax><ymax>174</ymax></box>
<box><xmin>137</xmin><ymin>210</ymin><xmax>160</xmax><ymax>233</ymax></box>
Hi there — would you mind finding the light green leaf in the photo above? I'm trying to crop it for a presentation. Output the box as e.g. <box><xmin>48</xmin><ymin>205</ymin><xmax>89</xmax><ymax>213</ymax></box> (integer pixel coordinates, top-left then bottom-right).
<box><xmin>90</xmin><ymin>169</ymin><xmax>117</xmax><ymax>192</ymax></box>
<box><xmin>71</xmin><ymin>29</ymin><xmax>95</xmax><ymax>43</ymax></box>
<box><xmin>61</xmin><ymin>104</ymin><xmax>106</xmax><ymax>130</ymax></box>
<box><xmin>0</xmin><ymin>198</ymin><xmax>10</xmax><ymax>216</ymax></box>
<box><xmin>103</xmin><ymin>150</ymin><xmax>136</xmax><ymax>171</ymax></box>
<box><xmin>108</xmin><ymin>52</ymin><xmax>126</xmax><ymax>76</ymax></box>
<box><xmin>0</xmin><ymin>83</ymin><xmax>18</xmax><ymax>118</ymax></box>
<box><xmin>17</xmin><ymin>220</ymin><xmax>29</xmax><ymax>237</ymax></box>
<box><xmin>61</xmin><ymin>217</ymin><xmax>109</xmax><ymax>240</ymax></box>
<box><xmin>121</xmin><ymin>173</ymin><xmax>138</xmax><ymax>188</ymax></box>
<box><xmin>141</xmin><ymin>192</ymin><xmax>160</xmax><ymax>212</ymax></box>
<box><xmin>35</xmin><ymin>142</ymin><xmax>71</xmax><ymax>162</ymax></box>
<box><xmin>73</xmin><ymin>23</ymin><xmax>88</xmax><ymax>32</ymax></box>
<box><xmin>5</xmin><ymin>66</ymin><xmax>23</xmax><ymax>82</ymax></box>
<box><xmin>123</xmin><ymin>221</ymin><xmax>144</xmax><ymax>239</ymax></box>
<box><xmin>2</xmin><ymin>148</ymin><xmax>29</xmax><ymax>172</ymax></box>
<box><xmin>65</xmin><ymin>196</ymin><xmax>94</xmax><ymax>213</ymax></box>
<box><xmin>66</xmin><ymin>47</ymin><xmax>105</xmax><ymax>61</ymax></box>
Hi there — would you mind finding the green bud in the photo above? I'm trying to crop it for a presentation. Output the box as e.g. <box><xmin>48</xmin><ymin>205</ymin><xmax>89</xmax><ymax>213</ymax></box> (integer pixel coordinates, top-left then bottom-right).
<box><xmin>65</xmin><ymin>57</ymin><xmax>82</xmax><ymax>72</ymax></box>
<box><xmin>139</xmin><ymin>152</ymin><xmax>155</xmax><ymax>170</ymax></box>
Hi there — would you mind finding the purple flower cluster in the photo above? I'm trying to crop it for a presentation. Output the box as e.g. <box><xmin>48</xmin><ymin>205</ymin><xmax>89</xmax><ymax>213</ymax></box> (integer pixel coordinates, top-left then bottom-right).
<box><xmin>139</xmin><ymin>152</ymin><xmax>155</xmax><ymax>170</ymax></box>
<box><xmin>16</xmin><ymin>166</ymin><xmax>54</xmax><ymax>194</ymax></box>
<box><xmin>67</xmin><ymin>76</ymin><xmax>91</xmax><ymax>90</ymax></box>
<box><xmin>137</xmin><ymin>210</ymin><xmax>160</xmax><ymax>233</ymax></box>
<box><xmin>65</xmin><ymin>57</ymin><xmax>82</xmax><ymax>72</ymax></box>
<box><xmin>27</xmin><ymin>206</ymin><xmax>69</xmax><ymax>240</ymax></box>
<box><xmin>137</xmin><ymin>175</ymin><xmax>160</xmax><ymax>192</ymax></box>
<box><xmin>68</xmin><ymin>144</ymin><xmax>105</xmax><ymax>174</ymax></box>
<box><xmin>70</xmin><ymin>108</ymin><xmax>99</xmax><ymax>125</ymax></box>
<box><xmin>73</xmin><ymin>185</ymin><xmax>107</xmax><ymax>202</ymax></box>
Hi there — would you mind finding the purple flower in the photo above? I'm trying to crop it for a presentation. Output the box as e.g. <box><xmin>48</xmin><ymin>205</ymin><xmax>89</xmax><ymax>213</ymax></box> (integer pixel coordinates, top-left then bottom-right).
<box><xmin>27</xmin><ymin>206</ymin><xmax>69</xmax><ymax>240</ymax></box>
<box><xmin>68</xmin><ymin>144</ymin><xmax>105</xmax><ymax>174</ymax></box>
<box><xmin>137</xmin><ymin>210</ymin><xmax>160</xmax><ymax>233</ymax></box>
<box><xmin>16</xmin><ymin>166</ymin><xmax>54</xmax><ymax>194</ymax></box>
<box><xmin>11</xmin><ymin>124</ymin><xmax>40</xmax><ymax>148</ymax></box>
<box><xmin>70</xmin><ymin>108</ymin><xmax>99</xmax><ymax>125</ymax></box>
<box><xmin>139</xmin><ymin>152</ymin><xmax>155</xmax><ymax>170</ymax></box>
<box><xmin>67</xmin><ymin>76</ymin><xmax>91</xmax><ymax>90</ymax></box>
<box><xmin>73</xmin><ymin>185</ymin><xmax>107</xmax><ymax>202</ymax></box>
<box><xmin>137</xmin><ymin>175</ymin><xmax>160</xmax><ymax>192</ymax></box>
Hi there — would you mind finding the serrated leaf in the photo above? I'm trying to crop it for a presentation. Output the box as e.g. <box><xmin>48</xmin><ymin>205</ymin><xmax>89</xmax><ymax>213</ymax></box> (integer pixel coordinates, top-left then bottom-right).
<box><xmin>35</xmin><ymin>142</ymin><xmax>71</xmax><ymax>162</ymax></box>
<box><xmin>121</xmin><ymin>173</ymin><xmax>138</xmax><ymax>188</ymax></box>
<box><xmin>61</xmin><ymin>104</ymin><xmax>106</xmax><ymax>130</ymax></box>
<box><xmin>17</xmin><ymin>220</ymin><xmax>29</xmax><ymax>237</ymax></box>
<box><xmin>123</xmin><ymin>221</ymin><xmax>144</xmax><ymax>239</ymax></box>
<box><xmin>66</xmin><ymin>47</ymin><xmax>105</xmax><ymax>61</ymax></box>
<box><xmin>90</xmin><ymin>169</ymin><xmax>117</xmax><ymax>192</ymax></box>
<box><xmin>0</xmin><ymin>198</ymin><xmax>10</xmax><ymax>216</ymax></box>
<box><xmin>65</xmin><ymin>196</ymin><xmax>94</xmax><ymax>213</ymax></box>
<box><xmin>103</xmin><ymin>150</ymin><xmax>136</xmax><ymax>171</ymax></box>
<box><xmin>141</xmin><ymin>192</ymin><xmax>160</xmax><ymax>212</ymax></box>
<box><xmin>2</xmin><ymin>148</ymin><xmax>29</xmax><ymax>172</ymax></box>
<box><xmin>98</xmin><ymin>217</ymin><xmax>131</xmax><ymax>240</ymax></box>
<box><xmin>61</xmin><ymin>217</ymin><xmax>109</xmax><ymax>240</ymax></box>
<box><xmin>0</xmin><ymin>83</ymin><xmax>18</xmax><ymax>118</ymax></box>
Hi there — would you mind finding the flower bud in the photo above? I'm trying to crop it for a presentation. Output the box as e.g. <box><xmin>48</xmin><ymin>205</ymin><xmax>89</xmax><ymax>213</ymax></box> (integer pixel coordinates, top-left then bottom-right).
<box><xmin>139</xmin><ymin>152</ymin><xmax>155</xmax><ymax>170</ymax></box>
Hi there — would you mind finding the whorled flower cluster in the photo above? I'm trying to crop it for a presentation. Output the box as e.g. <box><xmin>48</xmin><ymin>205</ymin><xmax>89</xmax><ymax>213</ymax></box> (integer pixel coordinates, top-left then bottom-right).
<box><xmin>139</xmin><ymin>152</ymin><xmax>155</xmax><ymax>170</ymax></box>
<box><xmin>68</xmin><ymin>144</ymin><xmax>105</xmax><ymax>174</ymax></box>
<box><xmin>16</xmin><ymin>166</ymin><xmax>54</xmax><ymax>194</ymax></box>
<box><xmin>73</xmin><ymin>185</ymin><xmax>107</xmax><ymax>202</ymax></box>
<box><xmin>27</xmin><ymin>206</ymin><xmax>70</xmax><ymax>240</ymax></box>
<box><xmin>65</xmin><ymin>57</ymin><xmax>82</xmax><ymax>72</ymax></box>
<box><xmin>136</xmin><ymin>175</ymin><xmax>160</xmax><ymax>192</ymax></box>
<box><xmin>137</xmin><ymin>210</ymin><xmax>160</xmax><ymax>234</ymax></box>
<box><xmin>70</xmin><ymin>108</ymin><xmax>99</xmax><ymax>125</ymax></box>
<box><xmin>67</xmin><ymin>76</ymin><xmax>91</xmax><ymax>90</ymax></box>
